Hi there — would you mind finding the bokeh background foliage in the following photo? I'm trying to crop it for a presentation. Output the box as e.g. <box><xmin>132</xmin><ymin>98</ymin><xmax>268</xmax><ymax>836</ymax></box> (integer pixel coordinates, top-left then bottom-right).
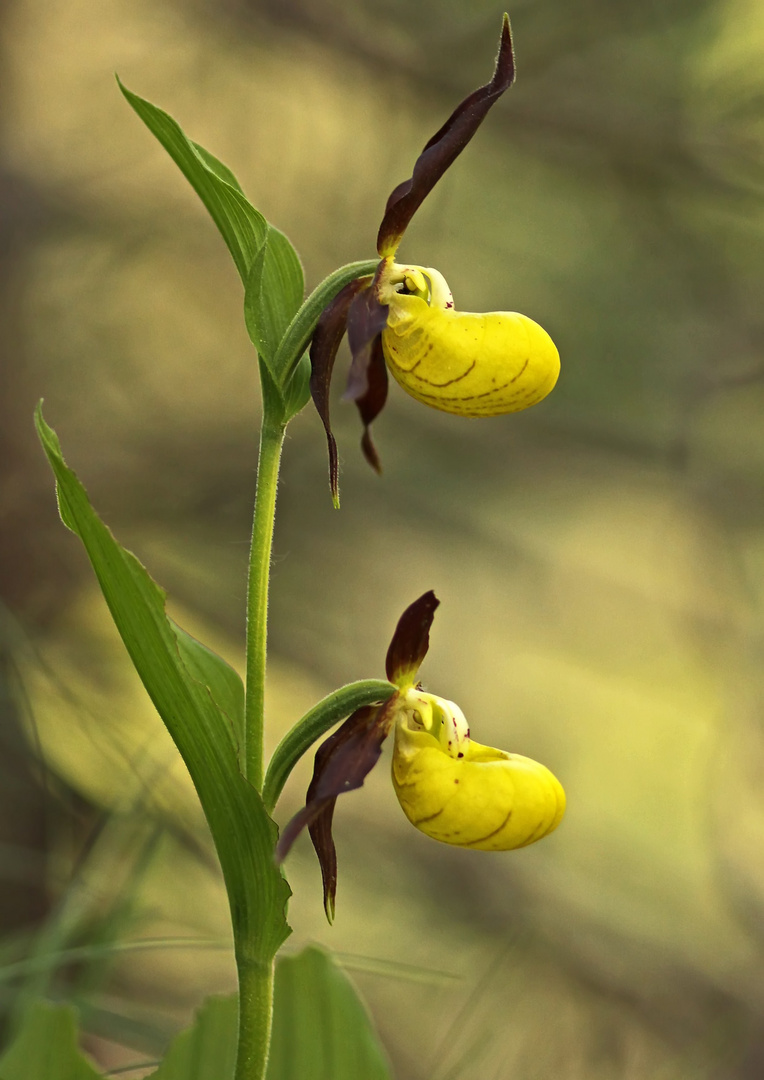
<box><xmin>1</xmin><ymin>0</ymin><xmax>763</xmax><ymax>1075</ymax></box>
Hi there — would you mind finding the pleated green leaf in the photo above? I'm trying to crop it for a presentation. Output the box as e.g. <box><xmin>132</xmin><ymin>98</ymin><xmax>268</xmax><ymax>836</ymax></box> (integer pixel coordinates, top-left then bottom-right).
<box><xmin>190</xmin><ymin>142</ymin><xmax>246</xmax><ymax>193</ymax></box>
<box><xmin>35</xmin><ymin>405</ymin><xmax>291</xmax><ymax>964</ymax></box>
<box><xmin>282</xmin><ymin>353</ymin><xmax>312</xmax><ymax>422</ymax></box>
<box><xmin>172</xmin><ymin>621</ymin><xmax>245</xmax><ymax>761</ymax></box>
<box><xmin>0</xmin><ymin>1001</ymin><xmax>102</xmax><ymax>1080</ymax></box>
<box><xmin>152</xmin><ymin>995</ymin><xmax>238</xmax><ymax>1080</ymax></box>
<box><xmin>118</xmin><ymin>78</ymin><xmax>266</xmax><ymax>283</ymax></box>
<box><xmin>244</xmin><ymin>225</ymin><xmax>305</xmax><ymax>379</ymax></box>
<box><xmin>119</xmin><ymin>79</ymin><xmax>305</xmax><ymax>400</ymax></box>
<box><xmin>267</xmin><ymin>947</ymin><xmax>392</xmax><ymax>1080</ymax></box>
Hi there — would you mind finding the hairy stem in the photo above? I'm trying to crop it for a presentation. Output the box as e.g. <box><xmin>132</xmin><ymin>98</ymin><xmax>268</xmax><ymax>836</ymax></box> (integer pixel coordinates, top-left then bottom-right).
<box><xmin>244</xmin><ymin>409</ymin><xmax>286</xmax><ymax>789</ymax></box>
<box><xmin>235</xmin><ymin>959</ymin><xmax>275</xmax><ymax>1080</ymax></box>
<box><xmin>237</xmin><ymin>405</ymin><xmax>286</xmax><ymax>1077</ymax></box>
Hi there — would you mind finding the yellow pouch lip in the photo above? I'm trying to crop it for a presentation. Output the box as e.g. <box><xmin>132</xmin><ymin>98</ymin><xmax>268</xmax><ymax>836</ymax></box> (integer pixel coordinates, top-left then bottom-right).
<box><xmin>381</xmin><ymin>297</ymin><xmax>560</xmax><ymax>418</ymax></box>
<box><xmin>392</xmin><ymin>715</ymin><xmax>566</xmax><ymax>850</ymax></box>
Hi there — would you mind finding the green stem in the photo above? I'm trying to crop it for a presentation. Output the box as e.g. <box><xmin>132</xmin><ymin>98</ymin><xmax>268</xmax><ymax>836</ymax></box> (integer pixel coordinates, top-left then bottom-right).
<box><xmin>263</xmin><ymin>679</ymin><xmax>396</xmax><ymax>813</ymax></box>
<box><xmin>235</xmin><ymin>959</ymin><xmax>275</xmax><ymax>1080</ymax></box>
<box><xmin>237</xmin><ymin>403</ymin><xmax>286</xmax><ymax>1078</ymax></box>
<box><xmin>244</xmin><ymin>408</ymin><xmax>286</xmax><ymax>790</ymax></box>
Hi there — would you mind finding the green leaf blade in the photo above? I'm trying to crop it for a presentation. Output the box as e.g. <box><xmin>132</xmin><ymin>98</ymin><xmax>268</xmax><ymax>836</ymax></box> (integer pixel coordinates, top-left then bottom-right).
<box><xmin>267</xmin><ymin>947</ymin><xmax>392</xmax><ymax>1080</ymax></box>
<box><xmin>35</xmin><ymin>405</ymin><xmax>290</xmax><ymax>964</ymax></box>
<box><xmin>282</xmin><ymin>353</ymin><xmax>312</xmax><ymax>422</ymax></box>
<box><xmin>128</xmin><ymin>948</ymin><xmax>391</xmax><ymax>1080</ymax></box>
<box><xmin>191</xmin><ymin>142</ymin><xmax>246</xmax><ymax>193</ymax></box>
<box><xmin>0</xmin><ymin>1001</ymin><xmax>103</xmax><ymax>1080</ymax></box>
<box><xmin>152</xmin><ymin>995</ymin><xmax>238</xmax><ymax>1080</ymax></box>
<box><xmin>244</xmin><ymin>225</ymin><xmax>305</xmax><ymax>379</ymax></box>
<box><xmin>171</xmin><ymin>621</ymin><xmax>245</xmax><ymax>761</ymax></box>
<box><xmin>118</xmin><ymin>78</ymin><xmax>266</xmax><ymax>282</ymax></box>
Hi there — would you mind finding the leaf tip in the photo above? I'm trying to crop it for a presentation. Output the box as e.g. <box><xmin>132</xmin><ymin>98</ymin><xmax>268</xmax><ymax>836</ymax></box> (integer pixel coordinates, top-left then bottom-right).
<box><xmin>114</xmin><ymin>72</ymin><xmax>131</xmax><ymax>100</ymax></box>
<box><xmin>33</xmin><ymin>399</ymin><xmax>58</xmax><ymax>457</ymax></box>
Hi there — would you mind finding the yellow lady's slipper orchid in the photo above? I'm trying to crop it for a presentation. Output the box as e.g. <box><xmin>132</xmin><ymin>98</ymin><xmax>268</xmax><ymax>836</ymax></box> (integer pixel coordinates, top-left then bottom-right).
<box><xmin>309</xmin><ymin>16</ymin><xmax>560</xmax><ymax>505</ymax></box>
<box><xmin>392</xmin><ymin>689</ymin><xmax>565</xmax><ymax>850</ymax></box>
<box><xmin>277</xmin><ymin>591</ymin><xmax>565</xmax><ymax>920</ymax></box>
<box><xmin>378</xmin><ymin>260</ymin><xmax>559</xmax><ymax>418</ymax></box>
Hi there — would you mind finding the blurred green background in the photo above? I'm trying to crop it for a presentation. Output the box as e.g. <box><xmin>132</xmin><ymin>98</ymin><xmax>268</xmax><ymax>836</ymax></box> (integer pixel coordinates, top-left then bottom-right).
<box><xmin>1</xmin><ymin>0</ymin><xmax>764</xmax><ymax>1075</ymax></box>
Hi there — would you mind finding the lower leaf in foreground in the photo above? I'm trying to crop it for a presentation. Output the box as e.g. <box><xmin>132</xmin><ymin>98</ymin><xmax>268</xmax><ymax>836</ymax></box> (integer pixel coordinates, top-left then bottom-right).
<box><xmin>0</xmin><ymin>1001</ymin><xmax>102</xmax><ymax>1080</ymax></box>
<box><xmin>141</xmin><ymin>947</ymin><xmax>390</xmax><ymax>1080</ymax></box>
<box><xmin>267</xmin><ymin>947</ymin><xmax>391</xmax><ymax>1080</ymax></box>
<box><xmin>151</xmin><ymin>995</ymin><xmax>238</xmax><ymax>1080</ymax></box>
<box><xmin>34</xmin><ymin>404</ymin><xmax>291</xmax><ymax>964</ymax></box>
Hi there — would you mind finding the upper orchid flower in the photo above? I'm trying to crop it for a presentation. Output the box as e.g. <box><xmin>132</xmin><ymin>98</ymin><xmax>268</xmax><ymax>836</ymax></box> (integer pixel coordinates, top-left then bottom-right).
<box><xmin>276</xmin><ymin>591</ymin><xmax>565</xmax><ymax>921</ymax></box>
<box><xmin>309</xmin><ymin>15</ymin><xmax>560</xmax><ymax>506</ymax></box>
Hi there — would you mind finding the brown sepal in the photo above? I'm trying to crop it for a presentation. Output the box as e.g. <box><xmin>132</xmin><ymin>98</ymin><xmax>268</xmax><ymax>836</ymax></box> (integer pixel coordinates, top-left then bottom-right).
<box><xmin>376</xmin><ymin>14</ymin><xmax>515</xmax><ymax>257</ymax></box>
<box><xmin>309</xmin><ymin>275</ymin><xmax>373</xmax><ymax>507</ymax></box>
<box><xmin>385</xmin><ymin>590</ymin><xmax>440</xmax><ymax>685</ymax></box>
<box><xmin>275</xmin><ymin>696</ymin><xmax>398</xmax><ymax>921</ymax></box>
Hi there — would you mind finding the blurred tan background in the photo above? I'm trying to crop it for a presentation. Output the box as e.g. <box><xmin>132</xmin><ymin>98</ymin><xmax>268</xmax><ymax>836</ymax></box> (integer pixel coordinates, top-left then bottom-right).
<box><xmin>1</xmin><ymin>0</ymin><xmax>764</xmax><ymax>1075</ymax></box>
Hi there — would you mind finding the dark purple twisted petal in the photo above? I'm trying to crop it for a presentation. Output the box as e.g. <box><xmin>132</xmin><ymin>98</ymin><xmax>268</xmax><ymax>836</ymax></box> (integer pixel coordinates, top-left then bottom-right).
<box><xmin>342</xmin><ymin>274</ymin><xmax>391</xmax><ymax>475</ymax></box>
<box><xmin>346</xmin><ymin>276</ymin><xmax>390</xmax><ymax>384</ymax></box>
<box><xmin>309</xmin><ymin>275</ymin><xmax>373</xmax><ymax>507</ymax></box>
<box><xmin>376</xmin><ymin>14</ymin><xmax>515</xmax><ymax>257</ymax></box>
<box><xmin>385</xmin><ymin>590</ymin><xmax>440</xmax><ymax>685</ymax></box>
<box><xmin>344</xmin><ymin>335</ymin><xmax>388</xmax><ymax>475</ymax></box>
<box><xmin>275</xmin><ymin>696</ymin><xmax>397</xmax><ymax>922</ymax></box>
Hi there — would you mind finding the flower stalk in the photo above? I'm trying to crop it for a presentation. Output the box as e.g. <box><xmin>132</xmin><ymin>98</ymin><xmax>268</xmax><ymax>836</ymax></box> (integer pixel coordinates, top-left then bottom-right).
<box><xmin>236</xmin><ymin>400</ymin><xmax>286</xmax><ymax>1079</ymax></box>
<box><xmin>244</xmin><ymin>404</ymin><xmax>286</xmax><ymax>790</ymax></box>
<box><xmin>234</xmin><ymin>959</ymin><xmax>276</xmax><ymax>1080</ymax></box>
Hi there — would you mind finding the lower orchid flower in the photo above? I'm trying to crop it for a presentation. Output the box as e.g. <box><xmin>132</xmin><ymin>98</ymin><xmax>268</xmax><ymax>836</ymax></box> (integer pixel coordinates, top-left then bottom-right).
<box><xmin>309</xmin><ymin>15</ymin><xmax>560</xmax><ymax>506</ymax></box>
<box><xmin>276</xmin><ymin>591</ymin><xmax>565</xmax><ymax>921</ymax></box>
